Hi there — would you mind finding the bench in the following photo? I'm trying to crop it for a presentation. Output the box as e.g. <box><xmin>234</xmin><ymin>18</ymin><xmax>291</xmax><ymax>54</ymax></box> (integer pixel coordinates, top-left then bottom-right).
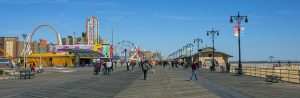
<box><xmin>266</xmin><ymin>75</ymin><xmax>283</xmax><ymax>83</ymax></box>
<box><xmin>19</xmin><ymin>70</ymin><xmax>35</xmax><ymax>79</ymax></box>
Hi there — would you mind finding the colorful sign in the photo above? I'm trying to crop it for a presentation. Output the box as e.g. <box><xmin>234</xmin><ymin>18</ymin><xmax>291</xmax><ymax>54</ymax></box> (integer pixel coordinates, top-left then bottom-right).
<box><xmin>39</xmin><ymin>39</ymin><xmax>47</xmax><ymax>47</ymax></box>
<box><xmin>50</xmin><ymin>44</ymin><xmax>115</xmax><ymax>58</ymax></box>
<box><xmin>110</xmin><ymin>45</ymin><xmax>114</xmax><ymax>57</ymax></box>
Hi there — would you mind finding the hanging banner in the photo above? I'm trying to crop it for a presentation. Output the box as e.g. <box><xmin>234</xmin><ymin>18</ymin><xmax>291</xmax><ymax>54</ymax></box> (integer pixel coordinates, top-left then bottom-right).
<box><xmin>234</xmin><ymin>26</ymin><xmax>238</xmax><ymax>37</ymax></box>
<box><xmin>109</xmin><ymin>45</ymin><xmax>114</xmax><ymax>57</ymax></box>
<box><xmin>104</xmin><ymin>45</ymin><xmax>110</xmax><ymax>57</ymax></box>
<box><xmin>240</xmin><ymin>26</ymin><xmax>245</xmax><ymax>33</ymax></box>
<box><xmin>99</xmin><ymin>47</ymin><xmax>104</xmax><ymax>55</ymax></box>
<box><xmin>40</xmin><ymin>39</ymin><xmax>47</xmax><ymax>47</ymax></box>
<box><xmin>136</xmin><ymin>46</ymin><xmax>140</xmax><ymax>58</ymax></box>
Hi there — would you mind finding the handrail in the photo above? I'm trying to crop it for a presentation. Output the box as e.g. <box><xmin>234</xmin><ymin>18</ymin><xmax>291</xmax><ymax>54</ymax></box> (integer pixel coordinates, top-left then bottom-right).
<box><xmin>229</xmin><ymin>66</ymin><xmax>300</xmax><ymax>84</ymax></box>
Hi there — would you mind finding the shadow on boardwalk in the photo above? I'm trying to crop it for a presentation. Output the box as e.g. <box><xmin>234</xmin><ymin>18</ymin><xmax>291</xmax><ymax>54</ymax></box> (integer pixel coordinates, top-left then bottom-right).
<box><xmin>193</xmin><ymin>69</ymin><xmax>300</xmax><ymax>98</ymax></box>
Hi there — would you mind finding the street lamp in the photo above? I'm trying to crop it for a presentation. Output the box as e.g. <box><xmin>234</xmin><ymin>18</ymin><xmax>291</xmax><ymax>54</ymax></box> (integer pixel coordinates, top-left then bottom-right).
<box><xmin>230</xmin><ymin>11</ymin><xmax>248</xmax><ymax>75</ymax></box>
<box><xmin>186</xmin><ymin>43</ymin><xmax>194</xmax><ymax>64</ymax></box>
<box><xmin>124</xmin><ymin>49</ymin><xmax>127</xmax><ymax>62</ymax></box>
<box><xmin>179</xmin><ymin>49</ymin><xmax>182</xmax><ymax>57</ymax></box>
<box><xmin>22</xmin><ymin>33</ymin><xmax>28</xmax><ymax>76</ymax></box>
<box><xmin>187</xmin><ymin>43</ymin><xmax>194</xmax><ymax>57</ymax></box>
<box><xmin>268</xmin><ymin>56</ymin><xmax>274</xmax><ymax>62</ymax></box>
<box><xmin>194</xmin><ymin>37</ymin><xmax>203</xmax><ymax>61</ymax></box>
<box><xmin>207</xmin><ymin>28</ymin><xmax>219</xmax><ymax>71</ymax></box>
<box><xmin>194</xmin><ymin>37</ymin><xmax>203</xmax><ymax>53</ymax></box>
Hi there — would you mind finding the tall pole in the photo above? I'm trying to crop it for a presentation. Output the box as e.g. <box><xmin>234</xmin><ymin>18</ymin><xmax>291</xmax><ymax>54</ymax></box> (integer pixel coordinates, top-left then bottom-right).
<box><xmin>207</xmin><ymin>28</ymin><xmax>219</xmax><ymax>71</ymax></box>
<box><xmin>22</xmin><ymin>33</ymin><xmax>28</xmax><ymax>76</ymax></box>
<box><xmin>73</xmin><ymin>32</ymin><xmax>76</xmax><ymax>45</ymax></box>
<box><xmin>39</xmin><ymin>46</ymin><xmax>41</xmax><ymax>66</ymax></box>
<box><xmin>111</xmin><ymin>27</ymin><xmax>114</xmax><ymax>46</ymax></box>
<box><xmin>125</xmin><ymin>49</ymin><xmax>127</xmax><ymax>63</ymax></box>
<box><xmin>230</xmin><ymin>11</ymin><xmax>248</xmax><ymax>75</ymax></box>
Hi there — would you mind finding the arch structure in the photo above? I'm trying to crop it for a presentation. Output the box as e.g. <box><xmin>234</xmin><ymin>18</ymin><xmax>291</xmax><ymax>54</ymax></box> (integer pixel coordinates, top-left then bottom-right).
<box><xmin>114</xmin><ymin>40</ymin><xmax>136</xmax><ymax>60</ymax></box>
<box><xmin>85</xmin><ymin>16</ymin><xmax>100</xmax><ymax>45</ymax></box>
<box><xmin>22</xmin><ymin>24</ymin><xmax>62</xmax><ymax>55</ymax></box>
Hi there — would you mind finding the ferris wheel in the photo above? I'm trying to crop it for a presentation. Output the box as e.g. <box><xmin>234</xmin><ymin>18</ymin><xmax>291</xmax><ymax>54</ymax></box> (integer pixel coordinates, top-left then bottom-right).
<box><xmin>114</xmin><ymin>40</ymin><xmax>136</xmax><ymax>60</ymax></box>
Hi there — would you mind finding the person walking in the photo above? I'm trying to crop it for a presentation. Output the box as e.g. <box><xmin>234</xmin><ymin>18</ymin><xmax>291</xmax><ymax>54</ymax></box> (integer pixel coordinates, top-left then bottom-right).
<box><xmin>111</xmin><ymin>60</ymin><xmax>114</xmax><ymax>72</ymax></box>
<box><xmin>102</xmin><ymin>61</ymin><xmax>107</xmax><ymax>75</ymax></box>
<box><xmin>93</xmin><ymin>60</ymin><xmax>100</xmax><ymax>75</ymax></box>
<box><xmin>226</xmin><ymin>62</ymin><xmax>231</xmax><ymax>73</ymax></box>
<box><xmin>127</xmin><ymin>61</ymin><xmax>130</xmax><ymax>71</ymax></box>
<box><xmin>163</xmin><ymin>61</ymin><xmax>166</xmax><ymax>68</ymax></box>
<box><xmin>199</xmin><ymin>61</ymin><xmax>202</xmax><ymax>70</ymax></box>
<box><xmin>131</xmin><ymin>62</ymin><xmax>135</xmax><ymax>71</ymax></box>
<box><xmin>142</xmin><ymin>60</ymin><xmax>150</xmax><ymax>80</ymax></box>
<box><xmin>106</xmin><ymin>60</ymin><xmax>112</xmax><ymax>75</ymax></box>
<box><xmin>175</xmin><ymin>61</ymin><xmax>178</xmax><ymax>68</ymax></box>
<box><xmin>189</xmin><ymin>60</ymin><xmax>198</xmax><ymax>81</ymax></box>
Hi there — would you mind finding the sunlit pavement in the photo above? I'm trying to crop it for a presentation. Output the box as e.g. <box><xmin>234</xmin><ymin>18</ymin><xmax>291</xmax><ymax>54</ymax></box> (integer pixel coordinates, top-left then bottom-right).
<box><xmin>1</xmin><ymin>65</ymin><xmax>300</xmax><ymax>98</ymax></box>
<box><xmin>194</xmin><ymin>69</ymin><xmax>300</xmax><ymax>98</ymax></box>
<box><xmin>0</xmin><ymin>66</ymin><xmax>219</xmax><ymax>98</ymax></box>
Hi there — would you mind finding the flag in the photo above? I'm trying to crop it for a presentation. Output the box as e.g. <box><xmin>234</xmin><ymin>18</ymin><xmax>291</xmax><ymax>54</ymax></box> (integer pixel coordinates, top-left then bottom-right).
<box><xmin>136</xmin><ymin>46</ymin><xmax>140</xmax><ymax>57</ymax></box>
<box><xmin>104</xmin><ymin>45</ymin><xmax>109</xmax><ymax>57</ymax></box>
<box><xmin>240</xmin><ymin>26</ymin><xmax>245</xmax><ymax>33</ymax></box>
<box><xmin>40</xmin><ymin>39</ymin><xmax>47</xmax><ymax>47</ymax></box>
<box><xmin>109</xmin><ymin>45</ymin><xmax>114</xmax><ymax>57</ymax></box>
<box><xmin>234</xmin><ymin>26</ymin><xmax>238</xmax><ymax>37</ymax></box>
<box><xmin>234</xmin><ymin>26</ymin><xmax>245</xmax><ymax>37</ymax></box>
<box><xmin>99</xmin><ymin>47</ymin><xmax>103</xmax><ymax>55</ymax></box>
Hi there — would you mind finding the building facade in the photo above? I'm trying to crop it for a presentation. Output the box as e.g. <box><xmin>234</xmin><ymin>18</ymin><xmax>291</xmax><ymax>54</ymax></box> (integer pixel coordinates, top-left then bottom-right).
<box><xmin>195</xmin><ymin>47</ymin><xmax>232</xmax><ymax>65</ymax></box>
<box><xmin>0</xmin><ymin>37</ymin><xmax>18</xmax><ymax>59</ymax></box>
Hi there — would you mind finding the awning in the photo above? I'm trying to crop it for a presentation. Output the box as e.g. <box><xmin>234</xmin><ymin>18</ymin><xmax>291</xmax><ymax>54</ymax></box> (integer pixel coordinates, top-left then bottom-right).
<box><xmin>0</xmin><ymin>58</ymin><xmax>9</xmax><ymax>63</ymax></box>
<box><xmin>66</xmin><ymin>49</ymin><xmax>104</xmax><ymax>58</ymax></box>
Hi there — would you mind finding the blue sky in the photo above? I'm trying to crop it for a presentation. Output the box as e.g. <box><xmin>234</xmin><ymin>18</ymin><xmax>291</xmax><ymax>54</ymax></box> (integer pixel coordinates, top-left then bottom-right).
<box><xmin>0</xmin><ymin>0</ymin><xmax>299</xmax><ymax>61</ymax></box>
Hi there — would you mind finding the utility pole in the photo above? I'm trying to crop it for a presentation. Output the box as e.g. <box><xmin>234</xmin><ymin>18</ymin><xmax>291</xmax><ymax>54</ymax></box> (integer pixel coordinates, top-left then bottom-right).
<box><xmin>111</xmin><ymin>27</ymin><xmax>114</xmax><ymax>45</ymax></box>
<box><xmin>207</xmin><ymin>28</ymin><xmax>219</xmax><ymax>71</ymax></box>
<box><xmin>73</xmin><ymin>32</ymin><xmax>76</xmax><ymax>45</ymax></box>
<box><xmin>22</xmin><ymin>33</ymin><xmax>28</xmax><ymax>78</ymax></box>
<box><xmin>230</xmin><ymin>11</ymin><xmax>248</xmax><ymax>75</ymax></box>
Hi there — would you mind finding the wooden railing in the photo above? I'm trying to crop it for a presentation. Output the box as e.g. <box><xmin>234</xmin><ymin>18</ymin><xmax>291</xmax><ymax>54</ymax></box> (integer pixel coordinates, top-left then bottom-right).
<box><xmin>229</xmin><ymin>66</ymin><xmax>300</xmax><ymax>84</ymax></box>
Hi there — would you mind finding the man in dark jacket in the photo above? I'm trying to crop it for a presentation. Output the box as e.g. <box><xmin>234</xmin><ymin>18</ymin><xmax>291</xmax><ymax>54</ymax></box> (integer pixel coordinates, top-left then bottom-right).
<box><xmin>93</xmin><ymin>62</ymin><xmax>100</xmax><ymax>75</ymax></box>
<box><xmin>189</xmin><ymin>60</ymin><xmax>198</xmax><ymax>81</ymax></box>
<box><xmin>142</xmin><ymin>60</ymin><xmax>150</xmax><ymax>80</ymax></box>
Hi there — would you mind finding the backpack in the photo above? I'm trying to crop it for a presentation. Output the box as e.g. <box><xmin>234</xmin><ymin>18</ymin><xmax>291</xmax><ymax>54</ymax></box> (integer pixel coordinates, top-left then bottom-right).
<box><xmin>142</xmin><ymin>63</ymin><xmax>149</xmax><ymax>70</ymax></box>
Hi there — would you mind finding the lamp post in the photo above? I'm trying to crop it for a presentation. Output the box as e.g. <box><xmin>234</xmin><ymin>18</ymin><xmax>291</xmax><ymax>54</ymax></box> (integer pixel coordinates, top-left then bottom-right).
<box><xmin>124</xmin><ymin>49</ymin><xmax>127</xmax><ymax>63</ymax></box>
<box><xmin>194</xmin><ymin>37</ymin><xmax>203</xmax><ymax>61</ymax></box>
<box><xmin>230</xmin><ymin>11</ymin><xmax>248</xmax><ymax>75</ymax></box>
<box><xmin>207</xmin><ymin>28</ymin><xmax>219</xmax><ymax>71</ymax></box>
<box><xmin>268</xmin><ymin>56</ymin><xmax>274</xmax><ymax>62</ymax></box>
<box><xmin>22</xmin><ymin>33</ymin><xmax>28</xmax><ymax>77</ymax></box>
<box><xmin>187</xmin><ymin>43</ymin><xmax>193</xmax><ymax>57</ymax></box>
<box><xmin>186</xmin><ymin>43</ymin><xmax>194</xmax><ymax>65</ymax></box>
<box><xmin>39</xmin><ymin>46</ymin><xmax>42</xmax><ymax>66</ymax></box>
